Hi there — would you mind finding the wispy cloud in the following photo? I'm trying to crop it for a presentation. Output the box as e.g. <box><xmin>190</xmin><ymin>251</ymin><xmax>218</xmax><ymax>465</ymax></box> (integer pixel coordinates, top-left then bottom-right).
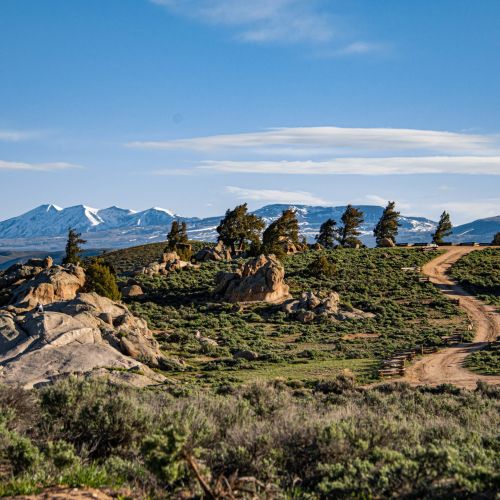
<box><xmin>127</xmin><ymin>126</ymin><xmax>500</xmax><ymax>156</ymax></box>
<box><xmin>226</xmin><ymin>186</ymin><xmax>331</xmax><ymax>205</ymax></box>
<box><xmin>151</xmin><ymin>0</ymin><xmax>335</xmax><ymax>45</ymax></box>
<box><xmin>150</xmin><ymin>0</ymin><xmax>388</xmax><ymax>54</ymax></box>
<box><xmin>0</xmin><ymin>130</ymin><xmax>40</xmax><ymax>142</ymax></box>
<box><xmin>201</xmin><ymin>156</ymin><xmax>500</xmax><ymax>176</ymax></box>
<box><xmin>0</xmin><ymin>160</ymin><xmax>81</xmax><ymax>172</ymax></box>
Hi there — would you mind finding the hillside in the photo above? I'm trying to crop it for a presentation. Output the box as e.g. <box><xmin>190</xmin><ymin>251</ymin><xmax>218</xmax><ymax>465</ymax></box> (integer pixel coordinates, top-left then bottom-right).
<box><xmin>1</xmin><ymin>243</ymin><xmax>498</xmax><ymax>497</ymax></box>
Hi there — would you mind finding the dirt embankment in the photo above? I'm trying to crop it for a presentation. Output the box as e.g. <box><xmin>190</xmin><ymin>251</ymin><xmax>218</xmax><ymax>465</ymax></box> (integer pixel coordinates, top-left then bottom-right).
<box><xmin>403</xmin><ymin>246</ymin><xmax>499</xmax><ymax>389</ymax></box>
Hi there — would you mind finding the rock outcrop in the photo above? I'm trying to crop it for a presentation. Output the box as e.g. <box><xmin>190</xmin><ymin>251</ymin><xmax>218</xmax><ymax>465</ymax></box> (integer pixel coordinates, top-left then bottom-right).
<box><xmin>282</xmin><ymin>291</ymin><xmax>374</xmax><ymax>323</ymax></box>
<box><xmin>137</xmin><ymin>251</ymin><xmax>197</xmax><ymax>276</ymax></box>
<box><xmin>194</xmin><ymin>241</ymin><xmax>232</xmax><ymax>262</ymax></box>
<box><xmin>0</xmin><ymin>263</ymin><xmax>168</xmax><ymax>388</ymax></box>
<box><xmin>214</xmin><ymin>255</ymin><xmax>291</xmax><ymax>303</ymax></box>
<box><xmin>10</xmin><ymin>264</ymin><xmax>85</xmax><ymax>310</ymax></box>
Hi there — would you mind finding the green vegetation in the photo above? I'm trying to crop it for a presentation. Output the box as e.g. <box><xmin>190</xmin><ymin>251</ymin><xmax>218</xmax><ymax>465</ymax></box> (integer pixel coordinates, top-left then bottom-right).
<box><xmin>262</xmin><ymin>208</ymin><xmax>300</xmax><ymax>257</ymax></box>
<box><xmin>373</xmin><ymin>201</ymin><xmax>400</xmax><ymax>246</ymax></box>
<box><xmin>166</xmin><ymin>221</ymin><xmax>192</xmax><ymax>261</ymax></box>
<box><xmin>62</xmin><ymin>228</ymin><xmax>86</xmax><ymax>265</ymax></box>
<box><xmin>216</xmin><ymin>203</ymin><xmax>265</xmax><ymax>254</ymax></box>
<box><xmin>338</xmin><ymin>205</ymin><xmax>364</xmax><ymax>248</ymax></box>
<box><xmin>105</xmin><ymin>246</ymin><xmax>471</xmax><ymax>387</ymax></box>
<box><xmin>0</xmin><ymin>379</ymin><xmax>498</xmax><ymax>498</ymax></box>
<box><xmin>83</xmin><ymin>259</ymin><xmax>121</xmax><ymax>301</ymax></box>
<box><xmin>316</xmin><ymin>218</ymin><xmax>337</xmax><ymax>248</ymax></box>
<box><xmin>432</xmin><ymin>211</ymin><xmax>453</xmax><ymax>244</ymax></box>
<box><xmin>99</xmin><ymin>241</ymin><xmax>207</xmax><ymax>275</ymax></box>
<box><xmin>465</xmin><ymin>345</ymin><xmax>500</xmax><ymax>376</ymax></box>
<box><xmin>451</xmin><ymin>248</ymin><xmax>500</xmax><ymax>306</ymax></box>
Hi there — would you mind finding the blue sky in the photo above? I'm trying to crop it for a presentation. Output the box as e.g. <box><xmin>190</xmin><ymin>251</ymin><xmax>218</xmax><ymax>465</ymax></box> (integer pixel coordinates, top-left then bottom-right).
<box><xmin>0</xmin><ymin>0</ymin><xmax>499</xmax><ymax>224</ymax></box>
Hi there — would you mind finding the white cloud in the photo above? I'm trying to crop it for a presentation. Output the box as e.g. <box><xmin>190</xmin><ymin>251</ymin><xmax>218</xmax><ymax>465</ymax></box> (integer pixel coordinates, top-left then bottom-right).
<box><xmin>0</xmin><ymin>130</ymin><xmax>39</xmax><ymax>142</ymax></box>
<box><xmin>127</xmin><ymin>126</ymin><xmax>500</xmax><ymax>156</ymax></box>
<box><xmin>433</xmin><ymin>200</ymin><xmax>500</xmax><ymax>221</ymax></box>
<box><xmin>151</xmin><ymin>0</ymin><xmax>335</xmax><ymax>45</ymax></box>
<box><xmin>335</xmin><ymin>42</ymin><xmax>389</xmax><ymax>56</ymax></box>
<box><xmin>200</xmin><ymin>156</ymin><xmax>500</xmax><ymax>176</ymax></box>
<box><xmin>226</xmin><ymin>186</ymin><xmax>331</xmax><ymax>205</ymax></box>
<box><xmin>0</xmin><ymin>160</ymin><xmax>81</xmax><ymax>172</ymax></box>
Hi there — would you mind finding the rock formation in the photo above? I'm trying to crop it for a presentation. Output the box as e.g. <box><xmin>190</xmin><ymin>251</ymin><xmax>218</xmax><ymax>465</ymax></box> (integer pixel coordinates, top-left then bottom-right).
<box><xmin>194</xmin><ymin>241</ymin><xmax>232</xmax><ymax>262</ymax></box>
<box><xmin>0</xmin><ymin>261</ymin><xmax>167</xmax><ymax>388</ymax></box>
<box><xmin>136</xmin><ymin>251</ymin><xmax>197</xmax><ymax>276</ymax></box>
<box><xmin>214</xmin><ymin>254</ymin><xmax>291</xmax><ymax>303</ymax></box>
<box><xmin>282</xmin><ymin>291</ymin><xmax>374</xmax><ymax>323</ymax></box>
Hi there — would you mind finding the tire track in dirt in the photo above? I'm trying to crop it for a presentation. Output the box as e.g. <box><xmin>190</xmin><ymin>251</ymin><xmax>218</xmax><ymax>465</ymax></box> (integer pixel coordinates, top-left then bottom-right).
<box><xmin>402</xmin><ymin>246</ymin><xmax>499</xmax><ymax>389</ymax></box>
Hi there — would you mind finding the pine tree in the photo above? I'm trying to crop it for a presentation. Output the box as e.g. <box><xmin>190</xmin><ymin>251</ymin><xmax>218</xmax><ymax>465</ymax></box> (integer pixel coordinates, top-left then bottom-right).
<box><xmin>216</xmin><ymin>203</ymin><xmax>265</xmax><ymax>254</ymax></box>
<box><xmin>373</xmin><ymin>201</ymin><xmax>401</xmax><ymax>246</ymax></box>
<box><xmin>262</xmin><ymin>209</ymin><xmax>299</xmax><ymax>257</ymax></box>
<box><xmin>62</xmin><ymin>228</ymin><xmax>86</xmax><ymax>265</ymax></box>
<box><xmin>316</xmin><ymin>218</ymin><xmax>338</xmax><ymax>248</ymax></box>
<box><xmin>432</xmin><ymin>211</ymin><xmax>453</xmax><ymax>244</ymax></box>
<box><xmin>492</xmin><ymin>232</ymin><xmax>500</xmax><ymax>245</ymax></box>
<box><xmin>338</xmin><ymin>205</ymin><xmax>364</xmax><ymax>248</ymax></box>
<box><xmin>84</xmin><ymin>259</ymin><xmax>121</xmax><ymax>301</ymax></box>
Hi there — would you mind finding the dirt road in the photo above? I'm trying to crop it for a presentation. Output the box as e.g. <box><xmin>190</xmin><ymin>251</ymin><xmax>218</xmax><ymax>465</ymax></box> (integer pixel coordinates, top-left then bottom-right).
<box><xmin>403</xmin><ymin>246</ymin><xmax>499</xmax><ymax>389</ymax></box>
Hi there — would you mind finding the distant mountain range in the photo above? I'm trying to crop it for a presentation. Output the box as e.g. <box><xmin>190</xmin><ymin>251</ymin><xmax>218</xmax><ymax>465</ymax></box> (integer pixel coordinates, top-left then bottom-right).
<box><xmin>0</xmin><ymin>204</ymin><xmax>498</xmax><ymax>251</ymax></box>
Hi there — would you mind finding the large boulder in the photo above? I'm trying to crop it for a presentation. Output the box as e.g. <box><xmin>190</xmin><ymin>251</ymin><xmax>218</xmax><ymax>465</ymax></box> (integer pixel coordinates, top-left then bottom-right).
<box><xmin>9</xmin><ymin>264</ymin><xmax>85</xmax><ymax>310</ymax></box>
<box><xmin>214</xmin><ymin>255</ymin><xmax>291</xmax><ymax>303</ymax></box>
<box><xmin>379</xmin><ymin>238</ymin><xmax>396</xmax><ymax>248</ymax></box>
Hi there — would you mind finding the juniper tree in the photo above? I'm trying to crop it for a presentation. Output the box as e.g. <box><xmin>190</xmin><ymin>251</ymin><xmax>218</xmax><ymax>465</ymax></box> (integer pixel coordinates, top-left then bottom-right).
<box><xmin>262</xmin><ymin>209</ymin><xmax>299</xmax><ymax>257</ymax></box>
<box><xmin>373</xmin><ymin>201</ymin><xmax>401</xmax><ymax>246</ymax></box>
<box><xmin>167</xmin><ymin>220</ymin><xmax>191</xmax><ymax>260</ymax></box>
<box><xmin>62</xmin><ymin>228</ymin><xmax>86</xmax><ymax>265</ymax></box>
<box><xmin>316</xmin><ymin>218</ymin><xmax>338</xmax><ymax>248</ymax></box>
<box><xmin>432</xmin><ymin>211</ymin><xmax>453</xmax><ymax>244</ymax></box>
<box><xmin>492</xmin><ymin>232</ymin><xmax>500</xmax><ymax>246</ymax></box>
<box><xmin>84</xmin><ymin>258</ymin><xmax>121</xmax><ymax>301</ymax></box>
<box><xmin>216</xmin><ymin>203</ymin><xmax>265</xmax><ymax>254</ymax></box>
<box><xmin>338</xmin><ymin>205</ymin><xmax>364</xmax><ymax>248</ymax></box>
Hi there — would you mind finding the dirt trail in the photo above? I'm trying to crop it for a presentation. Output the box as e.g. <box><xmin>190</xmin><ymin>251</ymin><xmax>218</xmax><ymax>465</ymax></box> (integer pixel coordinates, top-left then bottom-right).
<box><xmin>402</xmin><ymin>246</ymin><xmax>499</xmax><ymax>389</ymax></box>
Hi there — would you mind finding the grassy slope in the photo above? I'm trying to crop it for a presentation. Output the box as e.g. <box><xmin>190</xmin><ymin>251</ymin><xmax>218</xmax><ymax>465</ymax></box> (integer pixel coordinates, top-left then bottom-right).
<box><xmin>103</xmin><ymin>244</ymin><xmax>469</xmax><ymax>387</ymax></box>
<box><xmin>450</xmin><ymin>248</ymin><xmax>500</xmax><ymax>307</ymax></box>
<box><xmin>450</xmin><ymin>248</ymin><xmax>499</xmax><ymax>376</ymax></box>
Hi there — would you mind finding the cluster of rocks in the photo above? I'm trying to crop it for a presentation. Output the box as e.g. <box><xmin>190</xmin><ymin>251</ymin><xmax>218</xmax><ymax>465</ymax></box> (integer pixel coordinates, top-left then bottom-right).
<box><xmin>214</xmin><ymin>254</ymin><xmax>291</xmax><ymax>304</ymax></box>
<box><xmin>135</xmin><ymin>251</ymin><xmax>198</xmax><ymax>277</ymax></box>
<box><xmin>0</xmin><ymin>260</ymin><xmax>169</xmax><ymax>388</ymax></box>
<box><xmin>282</xmin><ymin>291</ymin><xmax>375</xmax><ymax>324</ymax></box>
<box><xmin>194</xmin><ymin>241</ymin><xmax>233</xmax><ymax>262</ymax></box>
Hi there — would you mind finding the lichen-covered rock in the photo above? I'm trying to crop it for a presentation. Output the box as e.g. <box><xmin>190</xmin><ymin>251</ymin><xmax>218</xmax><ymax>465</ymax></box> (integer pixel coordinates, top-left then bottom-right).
<box><xmin>215</xmin><ymin>255</ymin><xmax>291</xmax><ymax>304</ymax></box>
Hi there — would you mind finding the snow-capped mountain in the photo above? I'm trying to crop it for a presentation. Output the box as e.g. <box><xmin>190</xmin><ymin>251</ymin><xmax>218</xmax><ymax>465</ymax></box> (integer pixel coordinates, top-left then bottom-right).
<box><xmin>0</xmin><ymin>204</ymin><xmax>497</xmax><ymax>251</ymax></box>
